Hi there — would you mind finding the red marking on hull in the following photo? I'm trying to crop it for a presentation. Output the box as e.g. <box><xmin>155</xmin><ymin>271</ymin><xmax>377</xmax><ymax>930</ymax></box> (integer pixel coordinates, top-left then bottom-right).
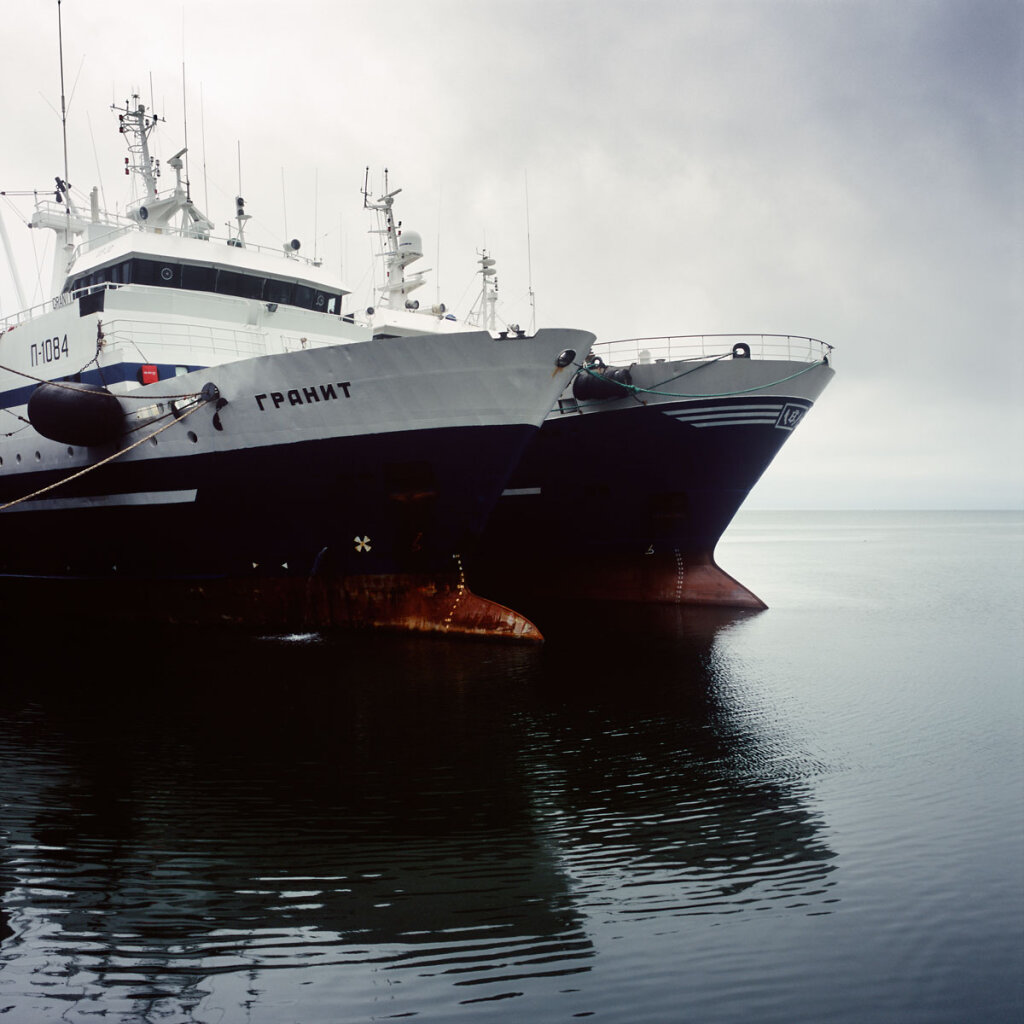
<box><xmin>476</xmin><ymin>550</ymin><xmax>767</xmax><ymax>610</ymax></box>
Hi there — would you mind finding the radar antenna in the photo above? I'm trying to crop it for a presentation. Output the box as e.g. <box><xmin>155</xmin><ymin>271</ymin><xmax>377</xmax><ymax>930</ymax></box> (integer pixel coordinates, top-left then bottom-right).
<box><xmin>363</xmin><ymin>168</ymin><xmax>431</xmax><ymax>310</ymax></box>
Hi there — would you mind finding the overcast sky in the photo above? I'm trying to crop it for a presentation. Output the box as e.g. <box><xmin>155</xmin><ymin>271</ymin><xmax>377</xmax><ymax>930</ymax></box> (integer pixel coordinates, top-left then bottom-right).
<box><xmin>1</xmin><ymin>0</ymin><xmax>1020</xmax><ymax>509</ymax></box>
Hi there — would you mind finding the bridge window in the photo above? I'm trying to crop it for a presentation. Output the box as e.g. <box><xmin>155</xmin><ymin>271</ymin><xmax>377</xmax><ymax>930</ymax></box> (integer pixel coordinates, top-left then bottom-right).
<box><xmin>66</xmin><ymin>257</ymin><xmax>342</xmax><ymax>314</ymax></box>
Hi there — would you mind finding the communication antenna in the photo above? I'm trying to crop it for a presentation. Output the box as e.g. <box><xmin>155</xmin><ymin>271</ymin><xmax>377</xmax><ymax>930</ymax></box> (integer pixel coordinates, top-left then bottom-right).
<box><xmin>181</xmin><ymin>62</ymin><xmax>191</xmax><ymax>200</ymax></box>
<box><xmin>281</xmin><ymin>167</ymin><xmax>288</xmax><ymax>240</ymax></box>
<box><xmin>232</xmin><ymin>141</ymin><xmax>249</xmax><ymax>246</ymax></box>
<box><xmin>56</xmin><ymin>0</ymin><xmax>70</xmax><ymax>194</ymax></box>
<box><xmin>436</xmin><ymin>189</ymin><xmax>442</xmax><ymax>306</ymax></box>
<box><xmin>87</xmin><ymin>112</ymin><xmax>107</xmax><ymax>212</ymax></box>
<box><xmin>200</xmin><ymin>82</ymin><xmax>209</xmax><ymax>213</ymax></box>
<box><xmin>525</xmin><ymin>170</ymin><xmax>536</xmax><ymax>333</ymax></box>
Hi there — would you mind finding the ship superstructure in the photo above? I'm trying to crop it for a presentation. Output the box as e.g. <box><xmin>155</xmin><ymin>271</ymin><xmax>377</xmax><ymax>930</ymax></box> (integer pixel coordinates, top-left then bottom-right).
<box><xmin>0</xmin><ymin>97</ymin><xmax>590</xmax><ymax>638</ymax></box>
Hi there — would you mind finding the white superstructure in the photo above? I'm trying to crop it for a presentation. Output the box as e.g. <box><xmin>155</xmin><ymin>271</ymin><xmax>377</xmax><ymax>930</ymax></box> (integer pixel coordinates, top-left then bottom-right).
<box><xmin>0</xmin><ymin>94</ymin><xmax>591</xmax><ymax>640</ymax></box>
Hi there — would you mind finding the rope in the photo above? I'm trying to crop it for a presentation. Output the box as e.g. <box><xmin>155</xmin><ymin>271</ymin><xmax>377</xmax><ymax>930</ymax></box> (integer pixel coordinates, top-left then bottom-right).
<box><xmin>574</xmin><ymin>357</ymin><xmax>829</xmax><ymax>401</ymax></box>
<box><xmin>0</xmin><ymin>396</ymin><xmax>213</xmax><ymax>512</ymax></box>
<box><xmin>649</xmin><ymin>350</ymin><xmax>731</xmax><ymax>388</ymax></box>
<box><xmin>1</xmin><ymin>323</ymin><xmax>199</xmax><ymax>402</ymax></box>
<box><xmin>1</xmin><ymin>408</ymin><xmax>33</xmax><ymax>435</ymax></box>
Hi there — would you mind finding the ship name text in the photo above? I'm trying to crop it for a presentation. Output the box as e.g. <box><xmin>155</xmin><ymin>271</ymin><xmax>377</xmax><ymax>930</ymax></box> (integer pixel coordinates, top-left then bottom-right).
<box><xmin>255</xmin><ymin>381</ymin><xmax>352</xmax><ymax>411</ymax></box>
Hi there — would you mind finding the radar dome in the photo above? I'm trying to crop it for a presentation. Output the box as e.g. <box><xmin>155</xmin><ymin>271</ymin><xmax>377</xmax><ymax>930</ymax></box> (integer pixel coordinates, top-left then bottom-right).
<box><xmin>397</xmin><ymin>230</ymin><xmax>423</xmax><ymax>264</ymax></box>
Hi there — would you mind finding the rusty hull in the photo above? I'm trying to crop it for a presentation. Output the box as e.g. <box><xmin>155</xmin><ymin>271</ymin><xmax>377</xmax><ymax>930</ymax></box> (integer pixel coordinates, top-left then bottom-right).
<box><xmin>0</xmin><ymin>572</ymin><xmax>544</xmax><ymax>642</ymax></box>
<box><xmin>473</xmin><ymin>549</ymin><xmax>767</xmax><ymax>610</ymax></box>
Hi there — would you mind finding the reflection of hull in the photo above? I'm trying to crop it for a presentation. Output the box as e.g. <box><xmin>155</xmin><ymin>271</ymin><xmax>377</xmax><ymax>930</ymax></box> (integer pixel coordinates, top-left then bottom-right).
<box><xmin>0</xmin><ymin>328</ymin><xmax>589</xmax><ymax>639</ymax></box>
<box><xmin>0</xmin><ymin>611</ymin><xmax>836</xmax><ymax>1016</ymax></box>
<box><xmin>474</xmin><ymin>341</ymin><xmax>834</xmax><ymax>609</ymax></box>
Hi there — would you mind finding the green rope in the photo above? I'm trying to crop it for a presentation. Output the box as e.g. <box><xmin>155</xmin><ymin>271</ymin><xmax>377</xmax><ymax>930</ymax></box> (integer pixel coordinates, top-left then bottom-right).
<box><xmin>575</xmin><ymin>357</ymin><xmax>829</xmax><ymax>402</ymax></box>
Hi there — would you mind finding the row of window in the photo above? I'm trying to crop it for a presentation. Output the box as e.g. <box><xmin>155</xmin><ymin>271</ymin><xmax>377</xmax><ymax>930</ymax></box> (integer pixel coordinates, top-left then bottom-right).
<box><xmin>68</xmin><ymin>258</ymin><xmax>344</xmax><ymax>315</ymax></box>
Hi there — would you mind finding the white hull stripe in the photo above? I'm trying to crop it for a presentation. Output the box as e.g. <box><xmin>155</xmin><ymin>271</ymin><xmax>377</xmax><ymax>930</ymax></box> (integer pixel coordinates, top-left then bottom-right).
<box><xmin>663</xmin><ymin>401</ymin><xmax>809</xmax><ymax>430</ymax></box>
<box><xmin>4</xmin><ymin>489</ymin><xmax>199</xmax><ymax>513</ymax></box>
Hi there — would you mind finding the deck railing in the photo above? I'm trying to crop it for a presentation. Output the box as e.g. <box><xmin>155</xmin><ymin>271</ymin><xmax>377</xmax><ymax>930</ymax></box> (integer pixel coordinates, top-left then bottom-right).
<box><xmin>101</xmin><ymin>319</ymin><xmax>265</xmax><ymax>364</ymax></box>
<box><xmin>591</xmin><ymin>334</ymin><xmax>833</xmax><ymax>366</ymax></box>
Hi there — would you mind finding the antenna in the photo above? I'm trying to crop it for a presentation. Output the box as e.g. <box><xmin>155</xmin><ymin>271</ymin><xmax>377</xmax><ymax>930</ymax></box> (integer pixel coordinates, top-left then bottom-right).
<box><xmin>436</xmin><ymin>189</ymin><xmax>442</xmax><ymax>307</ymax></box>
<box><xmin>181</xmin><ymin>62</ymin><xmax>191</xmax><ymax>201</ymax></box>
<box><xmin>525</xmin><ymin>170</ymin><xmax>536</xmax><ymax>333</ymax></box>
<box><xmin>56</xmin><ymin>0</ymin><xmax>70</xmax><ymax>193</ymax></box>
<box><xmin>232</xmin><ymin>141</ymin><xmax>249</xmax><ymax>245</ymax></box>
<box><xmin>200</xmin><ymin>82</ymin><xmax>209</xmax><ymax>213</ymax></box>
<box><xmin>281</xmin><ymin>167</ymin><xmax>288</xmax><ymax>239</ymax></box>
<box><xmin>87</xmin><ymin>111</ymin><xmax>107</xmax><ymax>212</ymax></box>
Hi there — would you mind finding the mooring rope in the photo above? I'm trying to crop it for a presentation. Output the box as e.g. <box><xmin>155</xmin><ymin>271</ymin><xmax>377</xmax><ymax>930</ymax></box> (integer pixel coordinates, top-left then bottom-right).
<box><xmin>0</xmin><ymin>360</ymin><xmax>204</xmax><ymax>402</ymax></box>
<box><xmin>0</xmin><ymin>318</ymin><xmax>202</xmax><ymax>402</ymax></box>
<box><xmin>0</xmin><ymin>395</ymin><xmax>213</xmax><ymax>513</ymax></box>
<box><xmin>574</xmin><ymin>356</ymin><xmax>829</xmax><ymax>402</ymax></box>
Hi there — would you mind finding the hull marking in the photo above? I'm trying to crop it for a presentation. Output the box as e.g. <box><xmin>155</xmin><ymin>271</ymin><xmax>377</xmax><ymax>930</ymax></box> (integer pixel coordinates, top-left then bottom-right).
<box><xmin>663</xmin><ymin>400</ymin><xmax>810</xmax><ymax>429</ymax></box>
<box><xmin>255</xmin><ymin>381</ymin><xmax>352</xmax><ymax>411</ymax></box>
<box><xmin>2</xmin><ymin>488</ymin><xmax>198</xmax><ymax>512</ymax></box>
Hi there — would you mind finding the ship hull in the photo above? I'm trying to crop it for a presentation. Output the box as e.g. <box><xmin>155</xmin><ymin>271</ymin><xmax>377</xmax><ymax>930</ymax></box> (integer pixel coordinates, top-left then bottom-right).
<box><xmin>473</xmin><ymin>348</ymin><xmax>834</xmax><ymax>610</ymax></box>
<box><xmin>0</xmin><ymin>328</ymin><xmax>590</xmax><ymax>639</ymax></box>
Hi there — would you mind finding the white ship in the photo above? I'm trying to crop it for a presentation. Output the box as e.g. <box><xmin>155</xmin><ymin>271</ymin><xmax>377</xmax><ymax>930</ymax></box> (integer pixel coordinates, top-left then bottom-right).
<box><xmin>0</xmin><ymin>97</ymin><xmax>590</xmax><ymax>639</ymax></box>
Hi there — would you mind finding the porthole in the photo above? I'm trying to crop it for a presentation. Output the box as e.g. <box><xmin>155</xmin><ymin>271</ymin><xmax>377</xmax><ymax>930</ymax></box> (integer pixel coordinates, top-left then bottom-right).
<box><xmin>15</xmin><ymin>453</ymin><xmax>22</xmax><ymax>464</ymax></box>
<box><xmin>150</xmin><ymin>436</ymin><xmax>159</xmax><ymax>446</ymax></box>
<box><xmin>34</xmin><ymin>451</ymin><xmax>41</xmax><ymax>462</ymax></box>
<box><xmin>160</xmin><ymin>266</ymin><xmax>174</xmax><ymax>281</ymax></box>
<box><xmin>67</xmin><ymin>447</ymin><xmax>74</xmax><ymax>457</ymax></box>
<box><xmin>187</xmin><ymin>431</ymin><xmax>198</xmax><ymax>443</ymax></box>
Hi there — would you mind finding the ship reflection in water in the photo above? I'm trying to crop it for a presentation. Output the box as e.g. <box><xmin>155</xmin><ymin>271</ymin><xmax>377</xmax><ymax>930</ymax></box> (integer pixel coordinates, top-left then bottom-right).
<box><xmin>0</xmin><ymin>606</ymin><xmax>836</xmax><ymax>1021</ymax></box>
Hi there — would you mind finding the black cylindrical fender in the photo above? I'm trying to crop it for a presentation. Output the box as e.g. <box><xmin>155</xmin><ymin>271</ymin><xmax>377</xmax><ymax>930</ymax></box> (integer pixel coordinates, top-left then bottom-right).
<box><xmin>27</xmin><ymin>381</ymin><xmax>124</xmax><ymax>446</ymax></box>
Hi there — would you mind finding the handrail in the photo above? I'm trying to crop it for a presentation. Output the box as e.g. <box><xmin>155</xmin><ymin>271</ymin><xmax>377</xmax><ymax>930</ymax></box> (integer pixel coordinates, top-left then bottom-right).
<box><xmin>28</xmin><ymin>199</ymin><xmax>325</xmax><ymax>269</ymax></box>
<box><xmin>1</xmin><ymin>295</ymin><xmax>68</xmax><ymax>331</ymax></box>
<box><xmin>592</xmin><ymin>333</ymin><xmax>833</xmax><ymax>365</ymax></box>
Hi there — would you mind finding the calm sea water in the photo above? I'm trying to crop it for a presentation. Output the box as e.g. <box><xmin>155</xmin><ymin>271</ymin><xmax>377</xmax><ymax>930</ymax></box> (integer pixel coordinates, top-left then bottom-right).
<box><xmin>1</xmin><ymin>510</ymin><xmax>1021</xmax><ymax>1023</ymax></box>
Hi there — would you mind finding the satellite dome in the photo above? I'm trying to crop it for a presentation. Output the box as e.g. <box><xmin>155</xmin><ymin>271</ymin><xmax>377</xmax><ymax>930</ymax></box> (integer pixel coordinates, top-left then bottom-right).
<box><xmin>397</xmin><ymin>229</ymin><xmax>423</xmax><ymax>264</ymax></box>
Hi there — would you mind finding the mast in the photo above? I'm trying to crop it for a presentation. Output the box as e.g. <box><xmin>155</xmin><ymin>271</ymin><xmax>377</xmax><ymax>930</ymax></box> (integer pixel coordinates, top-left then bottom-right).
<box><xmin>57</xmin><ymin>0</ymin><xmax>70</xmax><ymax>199</ymax></box>
<box><xmin>362</xmin><ymin>168</ymin><xmax>427</xmax><ymax>310</ymax></box>
<box><xmin>118</xmin><ymin>95</ymin><xmax>161</xmax><ymax>200</ymax></box>
<box><xmin>467</xmin><ymin>250</ymin><xmax>498</xmax><ymax>331</ymax></box>
<box><xmin>47</xmin><ymin>0</ymin><xmax>80</xmax><ymax>294</ymax></box>
<box><xmin>115</xmin><ymin>96</ymin><xmax>213</xmax><ymax>238</ymax></box>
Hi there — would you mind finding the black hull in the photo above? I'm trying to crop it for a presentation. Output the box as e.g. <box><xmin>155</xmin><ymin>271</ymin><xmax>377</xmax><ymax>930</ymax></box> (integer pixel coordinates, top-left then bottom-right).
<box><xmin>0</xmin><ymin>422</ymin><xmax>535</xmax><ymax>577</ymax></box>
<box><xmin>473</xmin><ymin>395</ymin><xmax>818</xmax><ymax>609</ymax></box>
<box><xmin>0</xmin><ymin>423</ymin><xmax>547</xmax><ymax>640</ymax></box>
